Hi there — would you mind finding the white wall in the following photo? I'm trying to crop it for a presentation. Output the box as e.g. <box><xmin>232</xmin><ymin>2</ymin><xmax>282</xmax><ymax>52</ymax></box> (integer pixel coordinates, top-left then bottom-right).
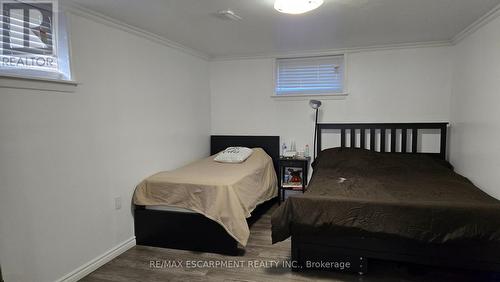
<box><xmin>2</xmin><ymin>5</ymin><xmax>498</xmax><ymax>281</ymax></box>
<box><xmin>210</xmin><ymin>47</ymin><xmax>452</xmax><ymax>153</ymax></box>
<box><xmin>0</xmin><ymin>12</ymin><xmax>210</xmax><ymax>282</ymax></box>
<box><xmin>450</xmin><ymin>15</ymin><xmax>500</xmax><ymax>199</ymax></box>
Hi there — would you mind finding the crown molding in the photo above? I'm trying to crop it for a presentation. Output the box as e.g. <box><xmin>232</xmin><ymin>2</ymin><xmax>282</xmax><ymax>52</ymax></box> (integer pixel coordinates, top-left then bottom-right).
<box><xmin>210</xmin><ymin>2</ymin><xmax>500</xmax><ymax>61</ymax></box>
<box><xmin>61</xmin><ymin>1</ymin><xmax>211</xmax><ymax>60</ymax></box>
<box><xmin>60</xmin><ymin>0</ymin><xmax>500</xmax><ymax>62</ymax></box>
<box><xmin>452</xmin><ymin>2</ymin><xmax>500</xmax><ymax>45</ymax></box>
<box><xmin>211</xmin><ymin>41</ymin><xmax>452</xmax><ymax>61</ymax></box>
<box><xmin>58</xmin><ymin>1</ymin><xmax>451</xmax><ymax>62</ymax></box>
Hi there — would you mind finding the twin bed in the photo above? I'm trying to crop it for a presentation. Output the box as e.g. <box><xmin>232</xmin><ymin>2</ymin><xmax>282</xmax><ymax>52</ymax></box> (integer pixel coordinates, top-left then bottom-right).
<box><xmin>134</xmin><ymin>135</ymin><xmax>280</xmax><ymax>255</ymax></box>
<box><xmin>133</xmin><ymin>124</ymin><xmax>500</xmax><ymax>274</ymax></box>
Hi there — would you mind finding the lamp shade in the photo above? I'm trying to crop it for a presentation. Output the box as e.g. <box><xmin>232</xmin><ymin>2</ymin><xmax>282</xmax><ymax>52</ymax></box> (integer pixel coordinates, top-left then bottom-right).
<box><xmin>309</xmin><ymin>100</ymin><xmax>322</xmax><ymax>109</ymax></box>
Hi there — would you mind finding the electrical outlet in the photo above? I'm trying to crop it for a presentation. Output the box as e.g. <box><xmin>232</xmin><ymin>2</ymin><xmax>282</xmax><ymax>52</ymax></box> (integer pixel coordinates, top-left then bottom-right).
<box><xmin>114</xmin><ymin>197</ymin><xmax>122</xmax><ymax>210</ymax></box>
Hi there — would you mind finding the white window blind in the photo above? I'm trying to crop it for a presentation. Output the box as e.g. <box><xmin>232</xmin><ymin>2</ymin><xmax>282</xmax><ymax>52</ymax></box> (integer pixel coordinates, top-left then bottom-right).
<box><xmin>0</xmin><ymin>0</ymin><xmax>72</xmax><ymax>81</ymax></box>
<box><xmin>275</xmin><ymin>55</ymin><xmax>345</xmax><ymax>96</ymax></box>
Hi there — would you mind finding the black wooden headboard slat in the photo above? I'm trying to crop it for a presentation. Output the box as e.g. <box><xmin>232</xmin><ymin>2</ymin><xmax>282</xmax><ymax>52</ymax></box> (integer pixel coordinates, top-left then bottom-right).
<box><xmin>316</xmin><ymin>123</ymin><xmax>449</xmax><ymax>160</ymax></box>
<box><xmin>210</xmin><ymin>135</ymin><xmax>280</xmax><ymax>173</ymax></box>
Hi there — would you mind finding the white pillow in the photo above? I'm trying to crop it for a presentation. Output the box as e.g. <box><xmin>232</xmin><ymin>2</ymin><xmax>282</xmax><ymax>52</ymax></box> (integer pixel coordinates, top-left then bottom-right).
<box><xmin>214</xmin><ymin>147</ymin><xmax>253</xmax><ymax>163</ymax></box>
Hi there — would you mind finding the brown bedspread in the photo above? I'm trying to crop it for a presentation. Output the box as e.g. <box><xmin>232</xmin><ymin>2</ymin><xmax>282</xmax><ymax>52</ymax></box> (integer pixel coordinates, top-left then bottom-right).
<box><xmin>272</xmin><ymin>148</ymin><xmax>500</xmax><ymax>244</ymax></box>
<box><xmin>134</xmin><ymin>148</ymin><xmax>277</xmax><ymax>246</ymax></box>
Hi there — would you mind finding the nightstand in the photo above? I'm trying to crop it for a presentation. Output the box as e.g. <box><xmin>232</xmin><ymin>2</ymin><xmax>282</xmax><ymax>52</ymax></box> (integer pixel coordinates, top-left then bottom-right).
<box><xmin>278</xmin><ymin>156</ymin><xmax>311</xmax><ymax>204</ymax></box>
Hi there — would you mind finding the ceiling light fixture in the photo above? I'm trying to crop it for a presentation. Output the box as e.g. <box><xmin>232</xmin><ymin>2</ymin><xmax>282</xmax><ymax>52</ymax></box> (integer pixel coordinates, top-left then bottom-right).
<box><xmin>274</xmin><ymin>0</ymin><xmax>324</xmax><ymax>14</ymax></box>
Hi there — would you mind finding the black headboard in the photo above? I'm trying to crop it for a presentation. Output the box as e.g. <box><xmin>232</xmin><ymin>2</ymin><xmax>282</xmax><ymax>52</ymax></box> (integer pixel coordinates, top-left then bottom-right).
<box><xmin>316</xmin><ymin>123</ymin><xmax>449</xmax><ymax>160</ymax></box>
<box><xmin>210</xmin><ymin>135</ymin><xmax>280</xmax><ymax>173</ymax></box>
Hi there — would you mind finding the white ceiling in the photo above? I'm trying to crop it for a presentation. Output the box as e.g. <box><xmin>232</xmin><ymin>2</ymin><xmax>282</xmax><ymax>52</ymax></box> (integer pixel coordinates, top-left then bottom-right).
<box><xmin>69</xmin><ymin>0</ymin><xmax>500</xmax><ymax>58</ymax></box>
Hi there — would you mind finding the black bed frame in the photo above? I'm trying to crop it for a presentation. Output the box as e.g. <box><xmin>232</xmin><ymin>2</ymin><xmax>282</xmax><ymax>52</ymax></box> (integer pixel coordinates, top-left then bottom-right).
<box><xmin>293</xmin><ymin>122</ymin><xmax>500</xmax><ymax>274</ymax></box>
<box><xmin>134</xmin><ymin>135</ymin><xmax>280</xmax><ymax>255</ymax></box>
<box><xmin>315</xmin><ymin>122</ymin><xmax>448</xmax><ymax>159</ymax></box>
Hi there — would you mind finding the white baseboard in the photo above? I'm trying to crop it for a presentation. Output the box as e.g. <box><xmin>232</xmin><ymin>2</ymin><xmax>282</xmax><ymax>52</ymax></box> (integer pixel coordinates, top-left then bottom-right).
<box><xmin>56</xmin><ymin>237</ymin><xmax>136</xmax><ymax>282</ymax></box>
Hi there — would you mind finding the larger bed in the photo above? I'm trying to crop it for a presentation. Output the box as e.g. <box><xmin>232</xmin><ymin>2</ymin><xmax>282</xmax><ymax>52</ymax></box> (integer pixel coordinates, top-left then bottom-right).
<box><xmin>272</xmin><ymin>123</ymin><xmax>500</xmax><ymax>273</ymax></box>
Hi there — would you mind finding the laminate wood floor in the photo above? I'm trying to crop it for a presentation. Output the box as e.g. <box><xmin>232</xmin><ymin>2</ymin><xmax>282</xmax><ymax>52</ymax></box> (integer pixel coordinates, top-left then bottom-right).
<box><xmin>82</xmin><ymin>204</ymin><xmax>496</xmax><ymax>282</ymax></box>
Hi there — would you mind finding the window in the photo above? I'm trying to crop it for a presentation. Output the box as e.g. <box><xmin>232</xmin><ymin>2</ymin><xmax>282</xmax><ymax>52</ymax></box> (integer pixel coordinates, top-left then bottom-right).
<box><xmin>275</xmin><ymin>55</ymin><xmax>345</xmax><ymax>96</ymax></box>
<box><xmin>0</xmin><ymin>0</ymin><xmax>72</xmax><ymax>81</ymax></box>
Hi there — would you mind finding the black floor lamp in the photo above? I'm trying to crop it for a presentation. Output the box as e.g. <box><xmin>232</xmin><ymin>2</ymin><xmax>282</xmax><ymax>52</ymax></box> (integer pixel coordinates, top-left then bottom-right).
<box><xmin>309</xmin><ymin>100</ymin><xmax>322</xmax><ymax>160</ymax></box>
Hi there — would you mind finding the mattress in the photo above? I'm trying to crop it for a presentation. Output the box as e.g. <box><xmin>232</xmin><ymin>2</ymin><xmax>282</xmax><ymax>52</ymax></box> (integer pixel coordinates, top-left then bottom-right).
<box><xmin>272</xmin><ymin>148</ymin><xmax>500</xmax><ymax>244</ymax></box>
<box><xmin>134</xmin><ymin>148</ymin><xmax>277</xmax><ymax>246</ymax></box>
<box><xmin>145</xmin><ymin>205</ymin><xmax>195</xmax><ymax>213</ymax></box>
